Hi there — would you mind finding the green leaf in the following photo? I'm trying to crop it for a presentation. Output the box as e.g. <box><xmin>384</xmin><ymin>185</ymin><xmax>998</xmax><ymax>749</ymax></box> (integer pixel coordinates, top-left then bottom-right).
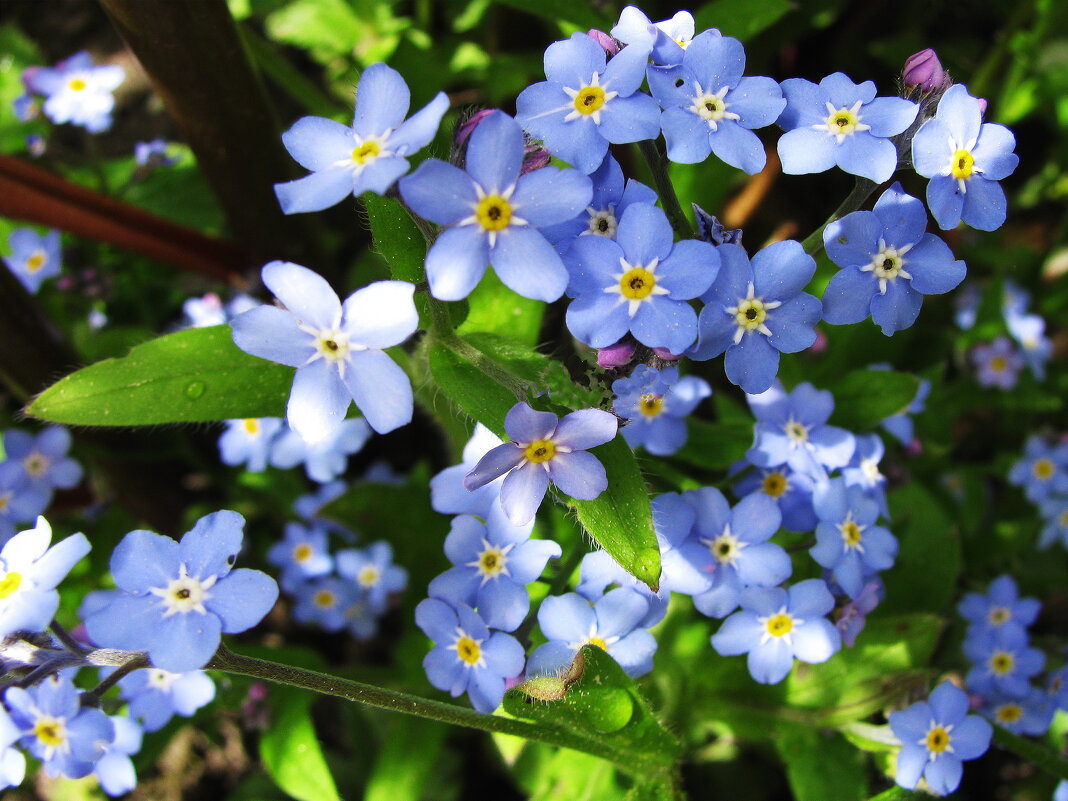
<box><xmin>458</xmin><ymin>270</ymin><xmax>544</xmax><ymax>348</ymax></box>
<box><xmin>362</xmin><ymin>194</ymin><xmax>426</xmax><ymax>285</ymax></box>
<box><xmin>427</xmin><ymin>338</ymin><xmax>520</xmax><ymax>439</ymax></box>
<box><xmin>363</xmin><ymin>716</ymin><xmax>448</xmax><ymax>801</ymax></box>
<box><xmin>26</xmin><ymin>326</ymin><xmax>293</xmax><ymax>426</ymax></box>
<box><xmin>673</xmin><ymin>419</ymin><xmax>753</xmax><ymax>470</ymax></box>
<box><xmin>775</xmin><ymin>725</ymin><xmax>866</xmax><ymax>801</ymax></box>
<box><xmin>490</xmin><ymin>0</ymin><xmax>610</xmax><ymax>31</ymax></box>
<box><xmin>828</xmin><ymin>369</ymin><xmax>920</xmax><ymax>432</ymax></box>
<box><xmin>694</xmin><ymin>0</ymin><xmax>794</xmax><ymax>40</ymax></box>
<box><xmin>260</xmin><ymin>690</ymin><xmax>341</xmax><ymax>801</ymax></box>
<box><xmin>506</xmin><ymin>645</ymin><xmax>681</xmax><ymax>770</ymax></box>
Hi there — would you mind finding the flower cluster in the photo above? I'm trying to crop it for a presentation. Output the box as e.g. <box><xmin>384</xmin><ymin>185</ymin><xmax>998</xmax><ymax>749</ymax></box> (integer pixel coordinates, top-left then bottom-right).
<box><xmin>0</xmin><ymin>427</ymin><xmax>82</xmax><ymax>544</ymax></box>
<box><xmin>1008</xmin><ymin>434</ymin><xmax>1068</xmax><ymax>549</ymax></box>
<box><xmin>218</xmin><ymin>416</ymin><xmax>371</xmax><ymax>483</ymax></box>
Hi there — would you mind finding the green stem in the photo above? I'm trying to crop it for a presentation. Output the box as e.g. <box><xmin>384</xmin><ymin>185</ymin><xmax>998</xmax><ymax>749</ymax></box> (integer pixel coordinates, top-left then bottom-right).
<box><xmin>992</xmin><ymin>723</ymin><xmax>1068</xmax><ymax>781</ymax></box>
<box><xmin>637</xmin><ymin>139</ymin><xmax>693</xmax><ymax>238</ymax></box>
<box><xmin>206</xmin><ymin>645</ymin><xmax>646</xmax><ymax>771</ymax></box>
<box><xmin>799</xmin><ymin>177</ymin><xmax>878</xmax><ymax>256</ymax></box>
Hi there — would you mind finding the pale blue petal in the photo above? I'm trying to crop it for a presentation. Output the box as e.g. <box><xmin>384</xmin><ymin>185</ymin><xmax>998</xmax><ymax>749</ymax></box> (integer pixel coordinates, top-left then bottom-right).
<box><xmin>824</xmin><ymin>211</ymin><xmax>881</xmax><ymax>268</ymax></box>
<box><xmin>725</xmin><ymin>334</ymin><xmax>779</xmax><ymax>394</ymax></box>
<box><xmin>552</xmin><ymin>409</ymin><xmax>617</xmax><ymax>450</ymax></box>
<box><xmin>926</xmin><ymin>175</ymin><xmax>965</xmax><ymax>230</ymax></box>
<box><xmin>342</xmin><ymin>281</ymin><xmax>418</xmax><ymax>348</ymax></box>
<box><xmin>281</xmin><ymin>117</ymin><xmax>353</xmax><ymax>171</ymax></box>
<box><xmin>547</xmin><ymin>450</ymin><xmax>607</xmax><ymax>500</ymax></box>
<box><xmin>500</xmin><ymin>463</ymin><xmax>550</xmax><ymax>524</ymax></box>
<box><xmin>512</xmin><ymin>167</ymin><xmax>593</xmax><ymax>227</ymax></box>
<box><xmin>822</xmin><ymin>268</ymin><xmax>875</xmax><ymax>325</ymax></box>
<box><xmin>491</xmin><ymin>227</ymin><xmax>569</xmax><ymax>301</ymax></box>
<box><xmin>399</xmin><ymin>160</ymin><xmax>478</xmax><ymax>225</ymax></box>
<box><xmin>710</xmin><ymin>122</ymin><xmax>766</xmax><ymax>174</ymax></box>
<box><xmin>287</xmin><ymin>360</ymin><xmax>351</xmax><ymax>444</ymax></box>
<box><xmin>861</xmin><ymin>97</ymin><xmax>918</xmax><ymax>137</ymax></box>
<box><xmin>960</xmin><ymin>177</ymin><xmax>1007</xmax><ymax>231</ymax></box>
<box><xmin>777</xmin><ymin>128</ymin><xmax>836</xmax><ymax>175</ymax></box>
<box><xmin>390</xmin><ymin>92</ymin><xmax>450</xmax><ymax>154</ymax></box>
<box><xmin>426</xmin><ymin>226</ymin><xmax>490</xmax><ymax>300</ymax></box>
<box><xmin>835</xmin><ymin>134</ymin><xmax>898</xmax><ymax>183</ymax></box>
<box><xmin>275</xmin><ymin>168</ymin><xmax>355</xmax><ymax>214</ymax></box>
<box><xmin>230</xmin><ymin>306</ymin><xmax>313</xmax><ymax>367</ymax></box>
<box><xmin>747</xmin><ymin>637</ymin><xmax>794</xmax><ymax>683</ymax></box>
<box><xmin>263</xmin><ymin>261</ymin><xmax>341</xmax><ymax>330</ymax></box>
<box><xmin>342</xmin><ymin>349</ymin><xmax>413</xmax><ymax>434</ymax></box>
<box><xmin>466</xmin><ymin>111</ymin><xmax>522</xmax><ymax>193</ymax></box>
<box><xmin>352</xmin><ymin>63</ymin><xmax>410</xmax><ymax>136</ymax></box>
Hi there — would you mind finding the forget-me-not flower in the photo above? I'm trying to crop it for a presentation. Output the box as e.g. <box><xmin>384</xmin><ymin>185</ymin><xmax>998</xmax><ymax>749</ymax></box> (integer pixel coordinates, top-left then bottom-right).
<box><xmin>0</xmin><ymin>705</ymin><xmax>25</xmax><ymax>790</ymax></box>
<box><xmin>611</xmin><ymin>6</ymin><xmax>699</xmax><ymax>66</ymax></box>
<box><xmin>217</xmin><ymin>417</ymin><xmax>284</xmax><ymax>473</ymax></box>
<box><xmin>731</xmin><ymin>461</ymin><xmax>818</xmax><ymax>533</ymax></box>
<box><xmin>416</xmin><ymin>598</ymin><xmax>525</xmax><ymax>713</ymax></box>
<box><xmin>431</xmin><ymin>424</ymin><xmax>505</xmax><ymax>518</ymax></box>
<box><xmin>612</xmin><ymin>364</ymin><xmax>711</xmax><ymax>456</ymax></box>
<box><xmin>118</xmin><ymin>668</ymin><xmax>216</xmax><ymax>732</ymax></box>
<box><xmin>3</xmin><ymin>426</ymin><xmax>82</xmax><ymax>500</ymax></box>
<box><xmin>267</xmin><ymin>523</ymin><xmax>333</xmax><ymax>592</ymax></box>
<box><xmin>972</xmin><ymin>337</ymin><xmax>1024</xmax><ymax>389</ymax></box>
<box><xmin>292</xmin><ymin>576</ymin><xmax>358</xmax><ymax>631</ymax></box>
<box><xmin>84</xmin><ymin>510</ymin><xmax>279</xmax><ymax>672</ymax></box>
<box><xmin>776</xmin><ymin>73</ymin><xmax>917</xmax><ymax>183</ymax></box>
<box><xmin>711</xmin><ymin>579</ymin><xmax>841</xmax><ymax>684</ymax></box>
<box><xmin>269</xmin><ymin>417</ymin><xmax>372</xmax><ymax>483</ymax></box>
<box><xmin>1008</xmin><ymin>436</ymin><xmax>1068</xmax><ymax>503</ymax></box>
<box><xmin>565</xmin><ymin>203</ymin><xmax>719</xmax><ymax>354</ymax></box>
<box><xmin>648</xmin><ymin>32</ymin><xmax>785</xmax><ymax>173</ymax></box>
<box><xmin>912</xmin><ymin>84</ymin><xmax>1019</xmax><ymax>231</ymax></box>
<box><xmin>979</xmin><ymin>687</ymin><xmax>1055</xmax><ymax>736</ymax></box>
<box><xmin>963</xmin><ymin>625</ymin><xmax>1045</xmax><ymax>699</ymax></box>
<box><xmin>3</xmin><ymin>228</ymin><xmax>61</xmax><ymax>293</ymax></box>
<box><xmin>692</xmin><ymin>241</ymin><xmax>820</xmax><ymax>394</ymax></box>
<box><xmin>1039</xmin><ymin>497</ymin><xmax>1068</xmax><ymax>549</ymax></box>
<box><xmin>957</xmin><ymin>575</ymin><xmax>1040</xmax><ymax>640</ymax></box>
<box><xmin>464</xmin><ymin>402</ymin><xmax>617</xmax><ymax>525</ymax></box>
<box><xmin>336</xmin><ymin>541</ymin><xmax>408</xmax><ymax>609</ymax></box>
<box><xmin>1005</xmin><ymin>310</ymin><xmax>1052</xmax><ymax>380</ymax></box>
<box><xmin>400</xmin><ymin>111</ymin><xmax>592</xmax><ymax>301</ymax></box>
<box><xmin>841</xmin><ymin>433</ymin><xmax>889</xmax><ymax>518</ymax></box>
<box><xmin>889</xmin><ymin>682</ymin><xmax>992</xmax><ymax>795</ymax></box>
<box><xmin>231</xmin><ymin>260</ymin><xmax>418</xmax><ymax>442</ymax></box>
<box><xmin>275</xmin><ymin>63</ymin><xmax>448</xmax><ymax>214</ymax></box>
<box><xmin>822</xmin><ymin>183</ymin><xmax>966</xmax><ymax>335</ymax></box>
<box><xmin>515</xmin><ymin>33</ymin><xmax>661</xmax><ymax>174</ymax></box>
<box><xmin>32</xmin><ymin>51</ymin><xmax>124</xmax><ymax>132</ymax></box>
<box><xmin>93</xmin><ymin>715</ymin><xmax>142</xmax><ymax>797</ymax></box>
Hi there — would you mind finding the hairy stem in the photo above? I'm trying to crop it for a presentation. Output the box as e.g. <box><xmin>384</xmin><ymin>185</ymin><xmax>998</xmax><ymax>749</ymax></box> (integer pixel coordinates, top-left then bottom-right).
<box><xmin>800</xmin><ymin>177</ymin><xmax>878</xmax><ymax>256</ymax></box>
<box><xmin>637</xmin><ymin>140</ymin><xmax>694</xmax><ymax>238</ymax></box>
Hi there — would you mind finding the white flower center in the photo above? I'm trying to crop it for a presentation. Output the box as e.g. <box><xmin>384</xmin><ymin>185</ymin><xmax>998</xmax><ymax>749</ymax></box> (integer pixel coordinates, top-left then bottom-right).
<box><xmin>466</xmin><ymin>538</ymin><xmax>514</xmax><ymax>585</ymax></box>
<box><xmin>584</xmin><ymin>207</ymin><xmax>618</xmax><ymax>238</ymax></box>
<box><xmin>813</xmin><ymin>101</ymin><xmax>871</xmax><ymax>143</ymax></box>
<box><xmin>689</xmin><ymin>83</ymin><xmax>739</xmax><ymax>130</ymax></box>
<box><xmin>725</xmin><ymin>282</ymin><xmax>780</xmax><ymax>344</ymax></box>
<box><xmin>150</xmin><ymin>564</ymin><xmax>216</xmax><ymax>617</ymax></box>
<box><xmin>861</xmin><ymin>240</ymin><xmax>914</xmax><ymax>295</ymax></box>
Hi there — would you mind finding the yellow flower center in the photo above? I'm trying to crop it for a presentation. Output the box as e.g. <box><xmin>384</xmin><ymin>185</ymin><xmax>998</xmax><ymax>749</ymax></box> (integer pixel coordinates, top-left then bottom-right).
<box><xmin>0</xmin><ymin>572</ymin><xmax>23</xmax><ymax>600</ymax></box>
<box><xmin>840</xmin><ymin>520</ymin><xmax>863</xmax><ymax>547</ymax></box>
<box><xmin>950</xmin><ymin>148</ymin><xmax>975</xmax><ymax>180</ymax></box>
<box><xmin>357</xmin><ymin>566</ymin><xmax>380</xmax><ymax>587</ymax></box>
<box><xmin>990</xmin><ymin>355</ymin><xmax>1009</xmax><ymax>372</ymax></box>
<box><xmin>25</xmin><ymin>250</ymin><xmax>47</xmax><ymax>273</ymax></box>
<box><xmin>1060</xmin><ymin>510</ymin><xmax>1068</xmax><ymax>527</ymax></box>
<box><xmin>826</xmin><ymin>107</ymin><xmax>860</xmax><ymax>134</ymax></box>
<box><xmin>475</xmin><ymin>195</ymin><xmax>513</xmax><ymax>232</ymax></box>
<box><xmin>478</xmin><ymin>548</ymin><xmax>506</xmax><ymax>577</ymax></box>
<box><xmin>524</xmin><ymin>439</ymin><xmax>556</xmax><ymax>464</ymax></box>
<box><xmin>574</xmin><ymin>86</ymin><xmax>607</xmax><ymax>115</ymax></box>
<box><xmin>292</xmin><ymin>543</ymin><xmax>313</xmax><ymax>563</ymax></box>
<box><xmin>638</xmin><ymin>394</ymin><xmax>664</xmax><ymax>418</ymax></box>
<box><xmin>315</xmin><ymin>329</ymin><xmax>350</xmax><ymax>363</ymax></box>
<box><xmin>34</xmin><ymin>716</ymin><xmax>66</xmax><ymax>748</ymax></box>
<box><xmin>242</xmin><ymin>418</ymin><xmax>260</xmax><ymax>435</ymax></box>
<box><xmin>68</xmin><ymin>78</ymin><xmax>87</xmax><ymax>92</ymax></box>
<box><xmin>734</xmin><ymin>298</ymin><xmax>768</xmax><ymax>330</ymax></box>
<box><xmin>314</xmin><ymin>589</ymin><xmax>336</xmax><ymax>608</ymax></box>
<box><xmin>455</xmin><ymin>636</ymin><xmax>481</xmax><ymax>665</ymax></box>
<box><xmin>762</xmin><ymin>472</ymin><xmax>788</xmax><ymax>498</ymax></box>
<box><xmin>619</xmin><ymin>267</ymin><xmax>656</xmax><ymax>300</ymax></box>
<box><xmin>990</xmin><ymin>651</ymin><xmax>1014</xmax><ymax>675</ymax></box>
<box><xmin>351</xmin><ymin>140</ymin><xmax>380</xmax><ymax>165</ymax></box>
<box><xmin>925</xmin><ymin>726</ymin><xmax>951</xmax><ymax>754</ymax></box>
<box><xmin>765</xmin><ymin>613</ymin><xmax>793</xmax><ymax>637</ymax></box>
<box><xmin>587</xmin><ymin>636</ymin><xmax>609</xmax><ymax>651</ymax></box>
<box><xmin>1032</xmin><ymin>459</ymin><xmax>1055</xmax><ymax>480</ymax></box>
<box><xmin>987</xmin><ymin>606</ymin><xmax>1010</xmax><ymax>627</ymax></box>
<box><xmin>995</xmin><ymin>703</ymin><xmax>1022</xmax><ymax>723</ymax></box>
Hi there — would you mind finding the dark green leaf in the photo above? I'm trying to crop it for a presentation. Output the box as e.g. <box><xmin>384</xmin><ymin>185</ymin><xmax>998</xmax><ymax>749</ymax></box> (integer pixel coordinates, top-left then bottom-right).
<box><xmin>363</xmin><ymin>716</ymin><xmax>448</xmax><ymax>801</ymax></box>
<box><xmin>26</xmin><ymin>326</ymin><xmax>293</xmax><ymax>426</ymax></box>
<box><xmin>490</xmin><ymin>0</ymin><xmax>611</xmax><ymax>31</ymax></box>
<box><xmin>362</xmin><ymin>194</ymin><xmax>427</xmax><ymax>285</ymax></box>
<box><xmin>673</xmin><ymin>419</ymin><xmax>753</xmax><ymax>470</ymax></box>
<box><xmin>427</xmin><ymin>338</ymin><xmax>520</xmax><ymax>439</ymax></box>
<box><xmin>694</xmin><ymin>0</ymin><xmax>794</xmax><ymax>41</ymax></box>
<box><xmin>775</xmin><ymin>725</ymin><xmax>866</xmax><ymax>801</ymax></box>
<box><xmin>260</xmin><ymin>690</ymin><xmax>341</xmax><ymax>801</ymax></box>
<box><xmin>828</xmin><ymin>369</ymin><xmax>920</xmax><ymax>432</ymax></box>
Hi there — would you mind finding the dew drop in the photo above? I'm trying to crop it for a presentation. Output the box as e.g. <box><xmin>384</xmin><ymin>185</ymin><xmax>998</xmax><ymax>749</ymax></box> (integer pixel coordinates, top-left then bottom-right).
<box><xmin>185</xmin><ymin>380</ymin><xmax>206</xmax><ymax>399</ymax></box>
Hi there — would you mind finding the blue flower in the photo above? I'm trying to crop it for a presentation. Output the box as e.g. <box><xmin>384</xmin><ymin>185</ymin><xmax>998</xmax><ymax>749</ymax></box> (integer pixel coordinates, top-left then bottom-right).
<box><xmin>94</xmin><ymin>715</ymin><xmax>142</xmax><ymax>797</ymax></box>
<box><xmin>957</xmin><ymin>575</ymin><xmax>1040</xmax><ymax>640</ymax></box>
<box><xmin>292</xmin><ymin>576</ymin><xmax>358</xmax><ymax>632</ymax></box>
<box><xmin>84</xmin><ymin>511</ymin><xmax>279</xmax><ymax>672</ymax></box>
<box><xmin>269</xmin><ymin>418</ymin><xmax>372</xmax><ymax>482</ymax></box>
<box><xmin>776</xmin><ymin>73</ymin><xmax>917</xmax><ymax>182</ymax></box>
<box><xmin>134</xmin><ymin>139</ymin><xmax>177</xmax><ymax>168</ymax></box>
<box><xmin>692</xmin><ymin>241</ymin><xmax>820</xmax><ymax>394</ymax></box>
<box><xmin>3</xmin><ymin>426</ymin><xmax>82</xmax><ymax>499</ymax></box>
<box><xmin>267</xmin><ymin>523</ymin><xmax>333</xmax><ymax>592</ymax></box>
<box><xmin>0</xmin><ymin>517</ymin><xmax>89</xmax><ymax>638</ymax></box>
<box><xmin>711</xmin><ymin>579</ymin><xmax>841</xmax><ymax>684</ymax></box>
<box><xmin>963</xmin><ymin>625</ymin><xmax>1045</xmax><ymax>698</ymax></box>
<box><xmin>677</xmin><ymin>488</ymin><xmax>790</xmax><ymax>619</ymax></box>
<box><xmin>889</xmin><ymin>682</ymin><xmax>992</xmax><ymax>795</ymax></box>
<box><xmin>275</xmin><ymin>63</ymin><xmax>448</xmax><ymax>214</ymax></box>
<box><xmin>810</xmin><ymin>478</ymin><xmax>897</xmax><ymax>600</ymax></box>
<box><xmin>117</xmin><ymin>668</ymin><xmax>216</xmax><ymax>732</ymax></box>
<box><xmin>527</xmin><ymin>588</ymin><xmax>657</xmax><ymax>678</ymax></box>
<box><xmin>835</xmin><ymin>578</ymin><xmax>883</xmax><ymax>647</ymax></box>
<box><xmin>745</xmin><ymin>381</ymin><xmax>856</xmax><ymax>480</ymax></box>
<box><xmin>822</xmin><ymin>183</ymin><xmax>966</xmax><ymax>335</ymax></box>
<box><xmin>731</xmin><ymin>461</ymin><xmax>817</xmax><ymax>533</ymax></box>
<box><xmin>1008</xmin><ymin>436</ymin><xmax>1068</xmax><ymax>504</ymax></box>
<box><xmin>429</xmin><ymin>513</ymin><xmax>559</xmax><ymax>632</ymax></box>
<box><xmin>979</xmin><ymin>688</ymin><xmax>1055</xmax><ymax>736</ymax></box>
<box><xmin>0</xmin><ymin>704</ymin><xmax>25</xmax><ymax>790</ymax></box>
<box><xmin>400</xmin><ymin>111</ymin><xmax>592</xmax><ymax>301</ymax></box>
<box><xmin>972</xmin><ymin>337</ymin><xmax>1024</xmax><ymax>390</ymax></box>
<box><xmin>566</xmin><ymin>203</ymin><xmax>718</xmax><ymax>354</ymax></box>
<box><xmin>537</xmin><ymin>153</ymin><xmax>656</xmax><ymax>253</ymax></box>
<box><xmin>431</xmin><ymin>424</ymin><xmax>505</xmax><ymax>518</ymax></box>
<box><xmin>415</xmin><ymin>598</ymin><xmax>525</xmax><ymax>713</ymax></box>
<box><xmin>612</xmin><ymin>365</ymin><xmax>711</xmax><ymax>456</ymax></box>
<box><xmin>218</xmin><ymin>418</ymin><xmax>284</xmax><ymax>473</ymax></box>
<box><xmin>230</xmin><ymin>261</ymin><xmax>418</xmax><ymax>441</ymax></box>
<box><xmin>1005</xmin><ymin>311</ymin><xmax>1052</xmax><ymax>380</ymax></box>
<box><xmin>1039</xmin><ymin>497</ymin><xmax>1068</xmax><ymax>550</ymax></box>
<box><xmin>912</xmin><ymin>84</ymin><xmax>1018</xmax><ymax>231</ymax></box>
<box><xmin>1049</xmin><ymin>666</ymin><xmax>1068</xmax><ymax>712</ymax></box>
<box><xmin>32</xmin><ymin>52</ymin><xmax>124</xmax><ymax>132</ymax></box>
<box><xmin>464</xmin><ymin>402</ymin><xmax>617</xmax><ymax>525</ymax></box>
<box><xmin>181</xmin><ymin>292</ymin><xmax>257</xmax><ymax>329</ymax></box>
<box><xmin>648</xmin><ymin>32</ymin><xmax>785</xmax><ymax>172</ymax></box>
<box><xmin>336</xmin><ymin>541</ymin><xmax>408</xmax><ymax>609</ymax></box>
<box><xmin>3</xmin><ymin>228</ymin><xmax>61</xmax><ymax>293</ymax></box>
<box><xmin>611</xmin><ymin>7</ymin><xmax>699</xmax><ymax>66</ymax></box>
<box><xmin>841</xmin><ymin>433</ymin><xmax>889</xmax><ymax>518</ymax></box>
<box><xmin>515</xmin><ymin>33</ymin><xmax>661</xmax><ymax>174</ymax></box>
<box><xmin>294</xmin><ymin>479</ymin><xmax>351</xmax><ymax>536</ymax></box>
<box><xmin>5</xmin><ymin>675</ymin><xmax>115</xmax><ymax>779</ymax></box>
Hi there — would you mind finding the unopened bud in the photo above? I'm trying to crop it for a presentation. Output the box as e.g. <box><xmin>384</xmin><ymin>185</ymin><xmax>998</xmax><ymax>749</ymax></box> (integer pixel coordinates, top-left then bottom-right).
<box><xmin>903</xmin><ymin>49</ymin><xmax>947</xmax><ymax>92</ymax></box>
<box><xmin>976</xmin><ymin>97</ymin><xmax>988</xmax><ymax>117</ymax></box>
<box><xmin>587</xmin><ymin>29</ymin><xmax>621</xmax><ymax>56</ymax></box>
<box><xmin>651</xmin><ymin>347</ymin><xmax>682</xmax><ymax>362</ymax></box>
<box><xmin>521</xmin><ymin>142</ymin><xmax>551</xmax><ymax>175</ymax></box>
<box><xmin>455</xmin><ymin>108</ymin><xmax>494</xmax><ymax>150</ymax></box>
<box><xmin>597</xmin><ymin>340</ymin><xmax>636</xmax><ymax>368</ymax></box>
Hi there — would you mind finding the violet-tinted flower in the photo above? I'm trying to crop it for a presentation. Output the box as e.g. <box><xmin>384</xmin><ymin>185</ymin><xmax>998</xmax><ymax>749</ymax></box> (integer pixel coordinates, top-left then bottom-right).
<box><xmin>596</xmin><ymin>339</ymin><xmax>637</xmax><ymax>369</ymax></box>
<box><xmin>972</xmin><ymin>337</ymin><xmax>1024</xmax><ymax>389</ymax></box>
<box><xmin>3</xmin><ymin>426</ymin><xmax>82</xmax><ymax>498</ymax></box>
<box><xmin>835</xmin><ymin>578</ymin><xmax>883</xmax><ymax>647</ymax></box>
<box><xmin>463</xmin><ymin>403</ymin><xmax>617</xmax><ymax>525</ymax></box>
<box><xmin>431</xmin><ymin>424</ymin><xmax>505</xmax><ymax>518</ymax></box>
<box><xmin>902</xmin><ymin>49</ymin><xmax>948</xmax><ymax>92</ymax></box>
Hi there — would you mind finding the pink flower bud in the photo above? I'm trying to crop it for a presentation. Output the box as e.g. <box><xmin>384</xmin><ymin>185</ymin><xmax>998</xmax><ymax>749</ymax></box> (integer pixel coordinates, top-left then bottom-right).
<box><xmin>520</xmin><ymin>142</ymin><xmax>551</xmax><ymax>175</ymax></box>
<box><xmin>597</xmin><ymin>340</ymin><xmax>636</xmax><ymax>368</ymax></box>
<box><xmin>976</xmin><ymin>97</ymin><xmax>988</xmax><ymax>116</ymax></box>
<box><xmin>903</xmin><ymin>49</ymin><xmax>946</xmax><ymax>91</ymax></box>
<box><xmin>587</xmin><ymin>29</ymin><xmax>621</xmax><ymax>56</ymax></box>
<box><xmin>650</xmin><ymin>347</ymin><xmax>682</xmax><ymax>362</ymax></box>
<box><xmin>455</xmin><ymin>109</ymin><xmax>494</xmax><ymax>149</ymax></box>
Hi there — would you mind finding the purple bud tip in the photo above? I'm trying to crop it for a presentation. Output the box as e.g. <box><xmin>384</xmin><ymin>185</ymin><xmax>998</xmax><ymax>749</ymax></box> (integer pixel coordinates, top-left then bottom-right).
<box><xmin>902</xmin><ymin>48</ymin><xmax>946</xmax><ymax>91</ymax></box>
<box><xmin>976</xmin><ymin>97</ymin><xmax>988</xmax><ymax>116</ymax></box>
<box><xmin>651</xmin><ymin>347</ymin><xmax>682</xmax><ymax>361</ymax></box>
<box><xmin>587</xmin><ymin>29</ymin><xmax>621</xmax><ymax>56</ymax></box>
<box><xmin>520</xmin><ymin>142</ymin><xmax>551</xmax><ymax>175</ymax></box>
<box><xmin>809</xmin><ymin>329</ymin><xmax>829</xmax><ymax>354</ymax></box>
<box><xmin>597</xmin><ymin>341</ymin><xmax>637</xmax><ymax>368</ymax></box>
<box><xmin>455</xmin><ymin>108</ymin><xmax>495</xmax><ymax>149</ymax></box>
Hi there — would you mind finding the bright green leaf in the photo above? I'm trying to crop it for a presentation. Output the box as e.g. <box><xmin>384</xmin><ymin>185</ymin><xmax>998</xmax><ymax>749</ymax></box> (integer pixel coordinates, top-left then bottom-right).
<box><xmin>458</xmin><ymin>270</ymin><xmax>544</xmax><ymax>348</ymax></box>
<box><xmin>490</xmin><ymin>0</ymin><xmax>610</xmax><ymax>31</ymax></box>
<box><xmin>260</xmin><ymin>690</ymin><xmax>341</xmax><ymax>801</ymax></box>
<box><xmin>26</xmin><ymin>326</ymin><xmax>293</xmax><ymax>426</ymax></box>
<box><xmin>363</xmin><ymin>716</ymin><xmax>448</xmax><ymax>801</ymax></box>
<box><xmin>828</xmin><ymin>369</ymin><xmax>920</xmax><ymax>432</ymax></box>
